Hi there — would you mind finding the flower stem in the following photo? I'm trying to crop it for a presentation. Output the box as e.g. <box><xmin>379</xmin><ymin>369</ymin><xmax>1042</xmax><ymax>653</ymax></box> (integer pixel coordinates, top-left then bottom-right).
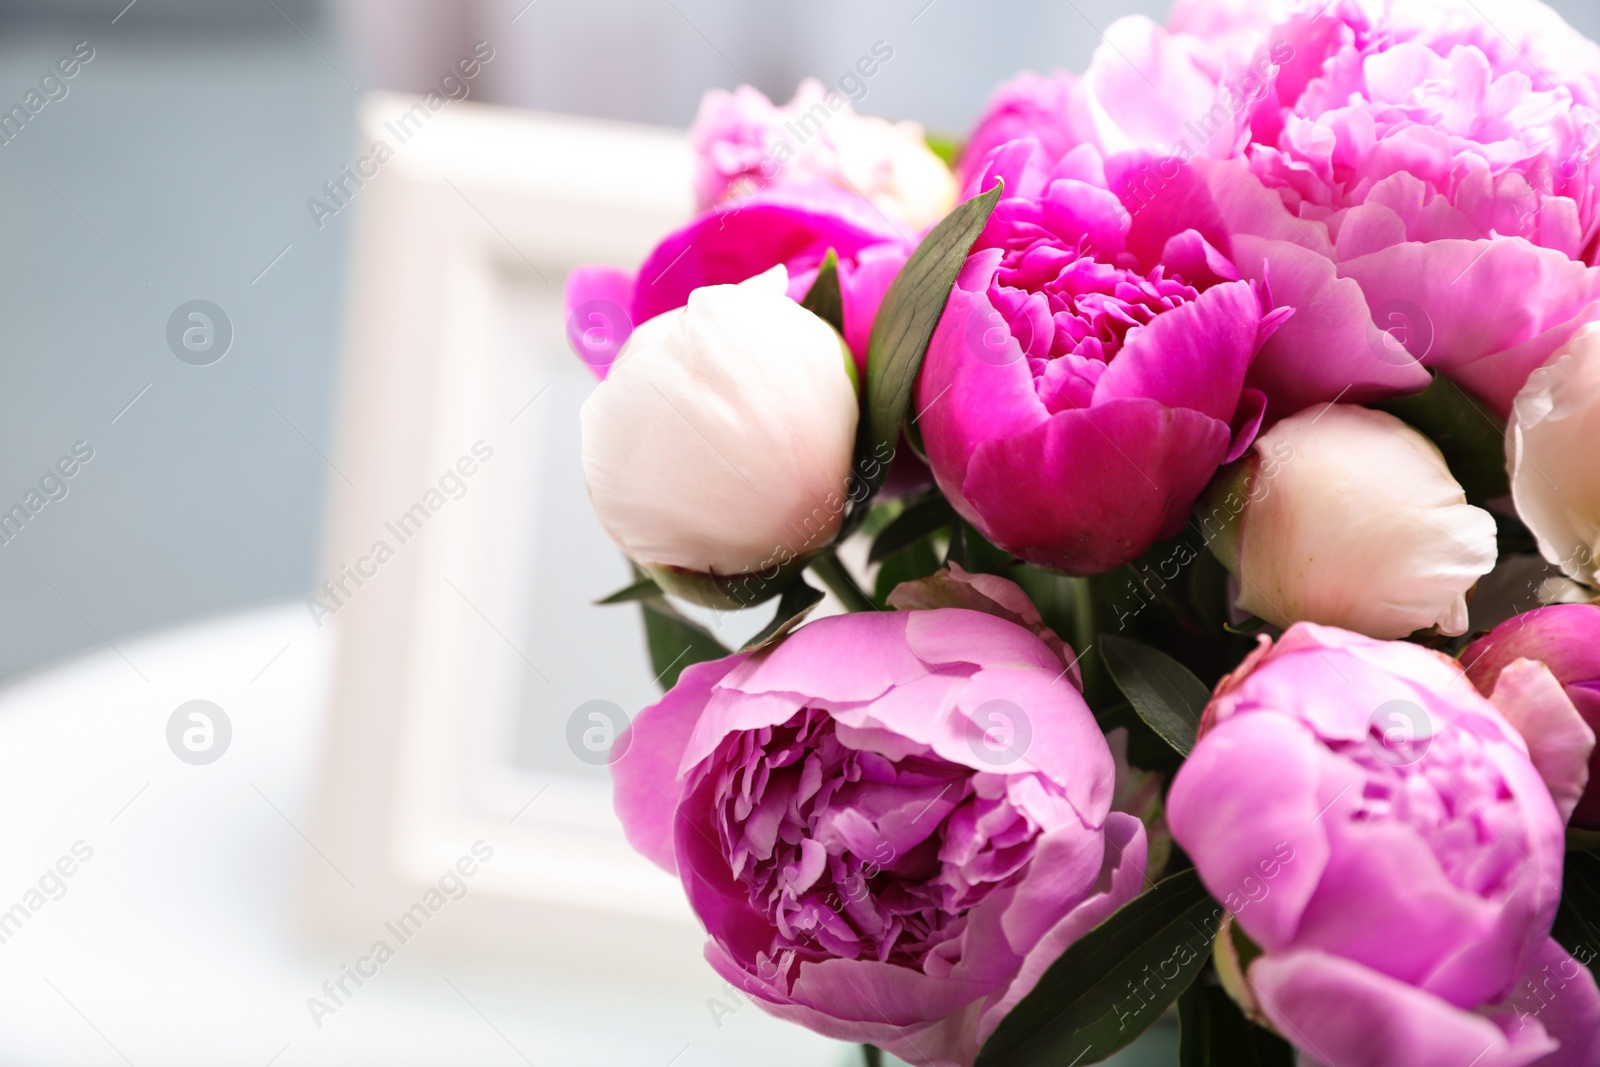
<box><xmin>861</xmin><ymin>1046</ymin><xmax>884</xmax><ymax>1067</ymax></box>
<box><xmin>811</xmin><ymin>549</ymin><xmax>875</xmax><ymax>613</ymax></box>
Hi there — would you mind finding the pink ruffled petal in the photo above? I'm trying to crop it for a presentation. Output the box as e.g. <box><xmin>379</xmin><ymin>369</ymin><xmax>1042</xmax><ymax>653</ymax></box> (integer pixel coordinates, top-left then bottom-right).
<box><xmin>1249</xmin><ymin>949</ymin><xmax>1559</xmax><ymax>1067</ymax></box>
<box><xmin>611</xmin><ymin>654</ymin><xmax>746</xmax><ymax>872</ymax></box>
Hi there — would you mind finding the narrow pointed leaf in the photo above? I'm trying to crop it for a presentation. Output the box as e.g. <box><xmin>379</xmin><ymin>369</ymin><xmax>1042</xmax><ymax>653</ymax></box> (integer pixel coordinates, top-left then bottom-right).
<box><xmin>868</xmin><ymin>492</ymin><xmax>957</xmax><ymax>564</ymax></box>
<box><xmin>1553</xmin><ymin>849</ymin><xmax>1600</xmax><ymax>985</ymax></box>
<box><xmin>862</xmin><ymin>182</ymin><xmax>1003</xmax><ymax>499</ymax></box>
<box><xmin>1179</xmin><ymin>980</ymin><xmax>1294</xmax><ymax>1067</ymax></box>
<box><xmin>596</xmin><ymin>575</ymin><xmax>664</xmax><ymax>605</ymax></box>
<box><xmin>801</xmin><ymin>247</ymin><xmax>845</xmax><ymax>335</ymax></box>
<box><xmin>1101</xmin><ymin>635</ymin><xmax>1209</xmax><ymax>757</ymax></box>
<box><xmin>741</xmin><ymin>579</ymin><xmax>825</xmax><ymax>652</ymax></box>
<box><xmin>975</xmin><ymin>868</ymin><xmax>1218</xmax><ymax>1066</ymax></box>
<box><xmin>640</xmin><ymin>598</ymin><xmax>730</xmax><ymax>691</ymax></box>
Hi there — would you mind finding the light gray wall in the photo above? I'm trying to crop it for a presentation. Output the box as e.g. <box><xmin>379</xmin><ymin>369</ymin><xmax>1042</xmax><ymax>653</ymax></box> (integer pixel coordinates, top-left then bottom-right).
<box><xmin>1</xmin><ymin>0</ymin><xmax>1597</xmax><ymax>681</ymax></box>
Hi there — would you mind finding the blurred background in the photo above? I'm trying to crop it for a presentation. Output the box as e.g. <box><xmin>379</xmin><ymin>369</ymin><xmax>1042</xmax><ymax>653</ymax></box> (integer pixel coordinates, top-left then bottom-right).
<box><xmin>2</xmin><ymin>0</ymin><xmax>1598</xmax><ymax>1063</ymax></box>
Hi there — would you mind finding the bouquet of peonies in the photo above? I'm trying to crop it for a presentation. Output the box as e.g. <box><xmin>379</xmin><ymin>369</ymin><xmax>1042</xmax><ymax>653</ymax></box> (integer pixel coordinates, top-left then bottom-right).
<box><xmin>564</xmin><ymin>0</ymin><xmax>1600</xmax><ymax>1063</ymax></box>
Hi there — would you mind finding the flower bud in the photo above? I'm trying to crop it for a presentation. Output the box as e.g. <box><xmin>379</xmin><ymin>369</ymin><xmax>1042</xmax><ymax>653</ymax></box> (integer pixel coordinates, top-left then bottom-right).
<box><xmin>580</xmin><ymin>268</ymin><xmax>858</xmax><ymax>603</ymax></box>
<box><xmin>1508</xmin><ymin>322</ymin><xmax>1600</xmax><ymax>590</ymax></box>
<box><xmin>1465</xmin><ymin>604</ymin><xmax>1600</xmax><ymax>828</ymax></box>
<box><xmin>1201</xmin><ymin>405</ymin><xmax>1497</xmax><ymax>639</ymax></box>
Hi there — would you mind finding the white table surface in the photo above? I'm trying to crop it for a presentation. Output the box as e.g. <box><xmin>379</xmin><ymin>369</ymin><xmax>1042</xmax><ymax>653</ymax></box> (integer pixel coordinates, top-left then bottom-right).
<box><xmin>0</xmin><ymin>603</ymin><xmax>856</xmax><ymax>1067</ymax></box>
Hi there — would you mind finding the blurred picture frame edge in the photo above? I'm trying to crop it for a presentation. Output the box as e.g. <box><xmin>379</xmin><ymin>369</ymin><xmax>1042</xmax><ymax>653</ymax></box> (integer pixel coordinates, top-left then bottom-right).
<box><xmin>303</xmin><ymin>92</ymin><xmax>708</xmax><ymax>981</ymax></box>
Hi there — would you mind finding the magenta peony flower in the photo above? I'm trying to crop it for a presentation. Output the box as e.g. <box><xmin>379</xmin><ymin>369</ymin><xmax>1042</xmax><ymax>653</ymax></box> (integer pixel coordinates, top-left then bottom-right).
<box><xmin>611</xmin><ymin>608</ymin><xmax>1146</xmax><ymax>1067</ymax></box>
<box><xmin>915</xmin><ymin>138</ymin><xmax>1282</xmax><ymax>575</ymax></box>
<box><xmin>1169</xmin><ymin>622</ymin><xmax>1600</xmax><ymax>1067</ymax></box>
<box><xmin>956</xmin><ymin>71</ymin><xmax>1095</xmax><ymax>192</ymax></box>
<box><xmin>1467</xmin><ymin>604</ymin><xmax>1600</xmax><ymax>829</ymax></box>
<box><xmin>564</xmin><ymin>183</ymin><xmax>911</xmax><ymax>379</ymax></box>
<box><xmin>1135</xmin><ymin>0</ymin><xmax>1600</xmax><ymax>415</ymax></box>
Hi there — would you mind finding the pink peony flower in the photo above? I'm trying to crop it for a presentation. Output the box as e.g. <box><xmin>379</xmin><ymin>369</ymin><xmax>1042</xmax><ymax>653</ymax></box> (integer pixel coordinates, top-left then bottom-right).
<box><xmin>1170</xmin><ymin>622</ymin><xmax>1600</xmax><ymax>1067</ymax></box>
<box><xmin>915</xmin><ymin>138</ymin><xmax>1282</xmax><ymax>575</ymax></box>
<box><xmin>1467</xmin><ymin>604</ymin><xmax>1600</xmax><ymax>828</ymax></box>
<box><xmin>1135</xmin><ymin>0</ymin><xmax>1600</xmax><ymax>415</ymax></box>
<box><xmin>564</xmin><ymin>184</ymin><xmax>910</xmax><ymax>380</ymax></box>
<box><xmin>611</xmin><ymin>608</ymin><xmax>1146</xmax><ymax>1067</ymax></box>
<box><xmin>691</xmin><ymin>78</ymin><xmax>957</xmax><ymax>231</ymax></box>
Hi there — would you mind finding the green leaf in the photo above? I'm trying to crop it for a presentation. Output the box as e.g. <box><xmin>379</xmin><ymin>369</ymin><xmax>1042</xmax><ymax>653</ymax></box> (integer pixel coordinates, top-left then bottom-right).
<box><xmin>1374</xmin><ymin>373</ymin><xmax>1509</xmax><ymax>501</ymax></box>
<box><xmin>639</xmin><ymin>598</ymin><xmax>731</xmax><ymax>691</ymax></box>
<box><xmin>975</xmin><ymin>868</ymin><xmax>1219</xmax><ymax>1067</ymax></box>
<box><xmin>808</xmin><ymin>547</ymin><xmax>875</xmax><ymax>614</ymax></box>
<box><xmin>874</xmin><ymin>538</ymin><xmax>945</xmax><ymax>607</ymax></box>
<box><xmin>595</xmin><ymin>575</ymin><xmax>663</xmax><ymax>605</ymax></box>
<box><xmin>924</xmin><ymin>131</ymin><xmax>962</xmax><ymax>169</ymax></box>
<box><xmin>868</xmin><ymin>492</ymin><xmax>957</xmax><ymax>564</ymax></box>
<box><xmin>1179</xmin><ymin>978</ymin><xmax>1294</xmax><ymax>1067</ymax></box>
<box><xmin>1100</xmin><ymin>635</ymin><xmax>1209</xmax><ymax>758</ymax></box>
<box><xmin>741</xmin><ymin>579</ymin><xmax>825</xmax><ymax>652</ymax></box>
<box><xmin>801</xmin><ymin>247</ymin><xmax>845</xmax><ymax>336</ymax></box>
<box><xmin>1553</xmin><ymin>849</ymin><xmax>1600</xmax><ymax>985</ymax></box>
<box><xmin>862</xmin><ymin>182</ymin><xmax>1003</xmax><ymax>500</ymax></box>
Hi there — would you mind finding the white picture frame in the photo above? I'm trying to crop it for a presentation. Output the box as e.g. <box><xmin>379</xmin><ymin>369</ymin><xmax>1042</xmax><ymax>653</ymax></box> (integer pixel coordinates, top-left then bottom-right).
<box><xmin>304</xmin><ymin>92</ymin><xmax>715</xmax><ymax>981</ymax></box>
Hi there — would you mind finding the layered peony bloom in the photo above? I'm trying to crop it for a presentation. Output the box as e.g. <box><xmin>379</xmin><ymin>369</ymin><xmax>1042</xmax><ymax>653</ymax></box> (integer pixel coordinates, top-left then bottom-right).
<box><xmin>1509</xmin><ymin>323</ymin><xmax>1600</xmax><ymax>590</ymax></box>
<box><xmin>565</xmin><ymin>183</ymin><xmax>912</xmax><ymax>379</ymax></box>
<box><xmin>611</xmin><ymin>608</ymin><xmax>1146</xmax><ymax>1067</ymax></box>
<box><xmin>1467</xmin><ymin>604</ymin><xmax>1600</xmax><ymax>828</ymax></box>
<box><xmin>580</xmin><ymin>268</ymin><xmax>857</xmax><ymax>591</ymax></box>
<box><xmin>1201</xmin><ymin>404</ymin><xmax>1498</xmax><ymax>639</ymax></box>
<box><xmin>1144</xmin><ymin>0</ymin><xmax>1600</xmax><ymax>415</ymax></box>
<box><xmin>972</xmin><ymin>1</ymin><xmax>1600</xmax><ymax>415</ymax></box>
<box><xmin>916</xmin><ymin>138</ymin><xmax>1283</xmax><ymax>575</ymax></box>
<box><xmin>1170</xmin><ymin>623</ymin><xmax>1600</xmax><ymax>1067</ymax></box>
<box><xmin>691</xmin><ymin>78</ymin><xmax>958</xmax><ymax>231</ymax></box>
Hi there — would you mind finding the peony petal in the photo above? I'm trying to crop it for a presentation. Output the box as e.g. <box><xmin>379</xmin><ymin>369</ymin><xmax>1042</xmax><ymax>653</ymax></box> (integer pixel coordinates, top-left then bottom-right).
<box><xmin>974</xmin><ymin>812</ymin><xmax>1149</xmax><ymax>1044</ymax></box>
<box><xmin>1249</xmin><ymin>949</ymin><xmax>1558</xmax><ymax>1067</ymax></box>
<box><xmin>612</xmin><ymin>654</ymin><xmax>746</xmax><ymax>872</ymax></box>
<box><xmin>958</xmin><ymin>399</ymin><xmax>1230</xmax><ymax>575</ymax></box>
<box><xmin>1167</xmin><ymin>711</ymin><xmax>1334</xmax><ymax>951</ymax></box>
<box><xmin>1338</xmin><ymin>238</ymin><xmax>1600</xmax><ymax>416</ymax></box>
<box><xmin>1232</xmin><ymin>235</ymin><xmax>1432</xmax><ymax>414</ymax></box>
<box><xmin>1092</xmin><ymin>279</ymin><xmax>1261</xmax><ymax>422</ymax></box>
<box><xmin>1489</xmin><ymin>659</ymin><xmax>1595</xmax><ymax>824</ymax></box>
<box><xmin>564</xmin><ymin>265</ymin><xmax>636</xmax><ymax>379</ymax></box>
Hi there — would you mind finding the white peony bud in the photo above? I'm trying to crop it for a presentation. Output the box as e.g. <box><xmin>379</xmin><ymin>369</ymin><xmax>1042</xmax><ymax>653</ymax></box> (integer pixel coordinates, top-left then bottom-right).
<box><xmin>1202</xmin><ymin>405</ymin><xmax>1498</xmax><ymax>639</ymax></box>
<box><xmin>1509</xmin><ymin>323</ymin><xmax>1600</xmax><ymax>591</ymax></box>
<box><xmin>580</xmin><ymin>267</ymin><xmax>858</xmax><ymax>596</ymax></box>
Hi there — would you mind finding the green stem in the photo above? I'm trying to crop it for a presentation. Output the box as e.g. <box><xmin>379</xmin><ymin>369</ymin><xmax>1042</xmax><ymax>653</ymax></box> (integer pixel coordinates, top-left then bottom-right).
<box><xmin>811</xmin><ymin>549</ymin><xmax>875</xmax><ymax>613</ymax></box>
<box><xmin>1070</xmin><ymin>575</ymin><xmax>1102</xmax><ymax>698</ymax></box>
<box><xmin>861</xmin><ymin>1045</ymin><xmax>884</xmax><ymax>1067</ymax></box>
